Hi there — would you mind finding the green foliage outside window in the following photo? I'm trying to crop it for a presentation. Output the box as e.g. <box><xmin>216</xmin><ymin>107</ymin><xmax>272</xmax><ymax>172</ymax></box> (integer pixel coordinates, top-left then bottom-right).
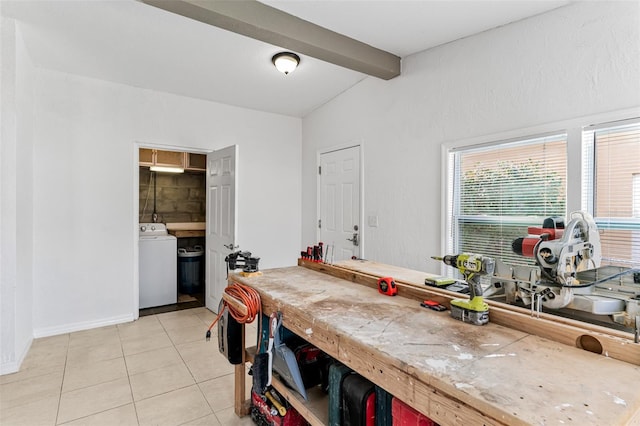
<box><xmin>457</xmin><ymin>159</ymin><xmax>566</xmax><ymax>265</ymax></box>
<box><xmin>460</xmin><ymin>159</ymin><xmax>565</xmax><ymax>216</ymax></box>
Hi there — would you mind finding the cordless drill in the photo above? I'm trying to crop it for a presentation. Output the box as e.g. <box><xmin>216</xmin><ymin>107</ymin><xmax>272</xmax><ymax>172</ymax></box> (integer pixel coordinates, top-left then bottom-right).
<box><xmin>431</xmin><ymin>253</ymin><xmax>495</xmax><ymax>325</ymax></box>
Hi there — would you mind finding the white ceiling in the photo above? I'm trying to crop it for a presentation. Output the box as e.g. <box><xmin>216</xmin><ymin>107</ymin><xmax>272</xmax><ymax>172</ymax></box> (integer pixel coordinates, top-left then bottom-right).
<box><xmin>2</xmin><ymin>0</ymin><xmax>570</xmax><ymax>117</ymax></box>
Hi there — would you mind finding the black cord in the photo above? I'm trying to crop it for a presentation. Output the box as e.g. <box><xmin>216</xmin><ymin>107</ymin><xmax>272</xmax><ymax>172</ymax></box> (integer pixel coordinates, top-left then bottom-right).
<box><xmin>538</xmin><ymin>268</ymin><xmax>639</xmax><ymax>288</ymax></box>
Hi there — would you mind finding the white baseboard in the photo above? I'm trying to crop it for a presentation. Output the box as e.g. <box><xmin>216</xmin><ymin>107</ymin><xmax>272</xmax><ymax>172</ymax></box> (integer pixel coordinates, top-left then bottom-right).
<box><xmin>0</xmin><ymin>337</ymin><xmax>33</xmax><ymax>376</ymax></box>
<box><xmin>0</xmin><ymin>360</ymin><xmax>20</xmax><ymax>375</ymax></box>
<box><xmin>2</xmin><ymin>314</ymin><xmax>135</xmax><ymax>375</ymax></box>
<box><xmin>33</xmin><ymin>313</ymin><xmax>135</xmax><ymax>338</ymax></box>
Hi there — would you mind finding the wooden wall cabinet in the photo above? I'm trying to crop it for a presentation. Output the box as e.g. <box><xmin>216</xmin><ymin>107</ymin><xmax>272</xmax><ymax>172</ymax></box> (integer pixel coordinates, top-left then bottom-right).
<box><xmin>139</xmin><ymin>148</ymin><xmax>154</xmax><ymax>166</ymax></box>
<box><xmin>186</xmin><ymin>152</ymin><xmax>207</xmax><ymax>171</ymax></box>
<box><xmin>139</xmin><ymin>148</ymin><xmax>206</xmax><ymax>171</ymax></box>
<box><xmin>155</xmin><ymin>150</ymin><xmax>185</xmax><ymax>168</ymax></box>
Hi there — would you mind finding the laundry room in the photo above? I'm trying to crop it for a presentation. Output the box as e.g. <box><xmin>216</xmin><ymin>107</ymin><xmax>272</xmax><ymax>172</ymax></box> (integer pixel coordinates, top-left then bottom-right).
<box><xmin>138</xmin><ymin>148</ymin><xmax>207</xmax><ymax>313</ymax></box>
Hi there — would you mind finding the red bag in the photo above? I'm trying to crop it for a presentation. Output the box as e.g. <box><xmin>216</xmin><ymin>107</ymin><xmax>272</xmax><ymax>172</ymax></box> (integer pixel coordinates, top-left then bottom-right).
<box><xmin>250</xmin><ymin>389</ymin><xmax>309</xmax><ymax>426</ymax></box>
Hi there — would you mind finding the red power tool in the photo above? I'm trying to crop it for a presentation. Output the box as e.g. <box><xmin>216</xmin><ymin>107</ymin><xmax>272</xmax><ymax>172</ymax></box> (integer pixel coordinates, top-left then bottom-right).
<box><xmin>511</xmin><ymin>216</ymin><xmax>565</xmax><ymax>257</ymax></box>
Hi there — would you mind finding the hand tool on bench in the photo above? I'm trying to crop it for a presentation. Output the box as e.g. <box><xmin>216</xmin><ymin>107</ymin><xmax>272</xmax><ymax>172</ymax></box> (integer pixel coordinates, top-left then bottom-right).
<box><xmin>377</xmin><ymin>276</ymin><xmax>398</xmax><ymax>296</ymax></box>
<box><xmin>432</xmin><ymin>253</ymin><xmax>495</xmax><ymax>325</ymax></box>
<box><xmin>421</xmin><ymin>300</ymin><xmax>447</xmax><ymax>311</ymax></box>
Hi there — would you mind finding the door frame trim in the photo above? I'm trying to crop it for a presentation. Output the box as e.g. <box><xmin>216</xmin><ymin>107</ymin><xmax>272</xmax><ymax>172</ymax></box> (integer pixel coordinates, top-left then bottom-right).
<box><xmin>316</xmin><ymin>141</ymin><xmax>365</xmax><ymax>259</ymax></box>
<box><xmin>132</xmin><ymin>141</ymin><xmax>211</xmax><ymax>319</ymax></box>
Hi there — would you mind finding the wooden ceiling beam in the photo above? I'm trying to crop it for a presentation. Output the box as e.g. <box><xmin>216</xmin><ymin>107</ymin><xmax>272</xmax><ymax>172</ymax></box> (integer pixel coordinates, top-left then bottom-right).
<box><xmin>140</xmin><ymin>0</ymin><xmax>401</xmax><ymax>80</ymax></box>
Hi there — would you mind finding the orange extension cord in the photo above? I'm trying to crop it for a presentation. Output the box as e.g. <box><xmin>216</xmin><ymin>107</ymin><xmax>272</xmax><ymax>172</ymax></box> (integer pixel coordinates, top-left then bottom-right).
<box><xmin>206</xmin><ymin>282</ymin><xmax>262</xmax><ymax>348</ymax></box>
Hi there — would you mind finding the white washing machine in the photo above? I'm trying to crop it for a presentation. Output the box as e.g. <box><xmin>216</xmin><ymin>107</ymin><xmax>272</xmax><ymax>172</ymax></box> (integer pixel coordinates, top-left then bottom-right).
<box><xmin>139</xmin><ymin>223</ymin><xmax>177</xmax><ymax>309</ymax></box>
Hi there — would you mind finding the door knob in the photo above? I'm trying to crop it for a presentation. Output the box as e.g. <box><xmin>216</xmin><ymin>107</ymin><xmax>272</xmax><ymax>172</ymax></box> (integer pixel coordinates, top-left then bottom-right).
<box><xmin>224</xmin><ymin>243</ymin><xmax>239</xmax><ymax>250</ymax></box>
<box><xmin>347</xmin><ymin>233</ymin><xmax>359</xmax><ymax>246</ymax></box>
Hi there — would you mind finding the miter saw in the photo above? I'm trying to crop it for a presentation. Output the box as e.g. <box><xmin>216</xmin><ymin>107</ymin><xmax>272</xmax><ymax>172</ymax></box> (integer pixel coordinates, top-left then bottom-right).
<box><xmin>484</xmin><ymin>211</ymin><xmax>640</xmax><ymax>331</ymax></box>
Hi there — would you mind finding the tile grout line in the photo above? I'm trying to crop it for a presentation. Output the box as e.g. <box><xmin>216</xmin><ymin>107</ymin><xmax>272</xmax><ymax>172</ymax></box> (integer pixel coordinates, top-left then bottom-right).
<box><xmin>164</xmin><ymin>310</ymin><xmax>215</xmax><ymax>419</ymax></box>
<box><xmin>160</xmin><ymin>309</ymin><xmax>220</xmax><ymax>425</ymax></box>
<box><xmin>59</xmin><ymin>324</ymin><xmax>145</xmax><ymax>424</ymax></box>
<box><xmin>119</xmin><ymin>324</ymin><xmax>142</xmax><ymax>426</ymax></box>
<box><xmin>56</xmin><ymin>402</ymin><xmax>135</xmax><ymax>425</ymax></box>
<box><xmin>54</xmin><ymin>334</ymin><xmax>70</xmax><ymax>426</ymax></box>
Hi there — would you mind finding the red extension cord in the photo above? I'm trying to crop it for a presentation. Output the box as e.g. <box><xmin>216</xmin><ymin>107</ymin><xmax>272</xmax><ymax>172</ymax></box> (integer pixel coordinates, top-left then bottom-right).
<box><xmin>206</xmin><ymin>282</ymin><xmax>262</xmax><ymax>347</ymax></box>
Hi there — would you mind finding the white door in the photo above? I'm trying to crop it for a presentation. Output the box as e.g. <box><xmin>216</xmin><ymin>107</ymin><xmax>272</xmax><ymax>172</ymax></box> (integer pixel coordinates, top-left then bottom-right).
<box><xmin>319</xmin><ymin>146</ymin><xmax>361</xmax><ymax>262</ymax></box>
<box><xmin>206</xmin><ymin>145</ymin><xmax>238</xmax><ymax>312</ymax></box>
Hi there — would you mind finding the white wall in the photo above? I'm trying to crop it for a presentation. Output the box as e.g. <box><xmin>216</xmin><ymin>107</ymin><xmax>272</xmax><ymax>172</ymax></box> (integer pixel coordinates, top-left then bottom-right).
<box><xmin>2</xmin><ymin>13</ymin><xmax>302</xmax><ymax>369</ymax></box>
<box><xmin>1</xmin><ymin>16</ymin><xmax>35</xmax><ymax>374</ymax></box>
<box><xmin>301</xmin><ymin>1</ymin><xmax>640</xmax><ymax>273</ymax></box>
<box><xmin>14</xmin><ymin>18</ymin><xmax>35</xmax><ymax>371</ymax></box>
<box><xmin>29</xmin><ymin>69</ymin><xmax>301</xmax><ymax>337</ymax></box>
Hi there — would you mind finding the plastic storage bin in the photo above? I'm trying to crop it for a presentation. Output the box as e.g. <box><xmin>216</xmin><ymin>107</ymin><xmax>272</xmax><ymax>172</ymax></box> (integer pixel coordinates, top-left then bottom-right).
<box><xmin>178</xmin><ymin>246</ymin><xmax>203</xmax><ymax>294</ymax></box>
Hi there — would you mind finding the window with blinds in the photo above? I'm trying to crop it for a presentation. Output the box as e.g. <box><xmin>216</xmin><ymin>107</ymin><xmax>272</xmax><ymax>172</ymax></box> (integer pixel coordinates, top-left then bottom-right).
<box><xmin>447</xmin><ymin>133</ymin><xmax>567</xmax><ymax>267</ymax></box>
<box><xmin>582</xmin><ymin>119</ymin><xmax>640</xmax><ymax>267</ymax></box>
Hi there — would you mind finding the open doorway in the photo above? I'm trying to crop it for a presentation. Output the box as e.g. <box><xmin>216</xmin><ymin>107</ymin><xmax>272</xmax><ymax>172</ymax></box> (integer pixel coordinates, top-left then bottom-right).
<box><xmin>138</xmin><ymin>148</ymin><xmax>207</xmax><ymax>316</ymax></box>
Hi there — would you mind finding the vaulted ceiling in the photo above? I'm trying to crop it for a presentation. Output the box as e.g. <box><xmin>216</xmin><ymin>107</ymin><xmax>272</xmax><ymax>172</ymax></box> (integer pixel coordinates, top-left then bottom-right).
<box><xmin>2</xmin><ymin>0</ymin><xmax>570</xmax><ymax>117</ymax></box>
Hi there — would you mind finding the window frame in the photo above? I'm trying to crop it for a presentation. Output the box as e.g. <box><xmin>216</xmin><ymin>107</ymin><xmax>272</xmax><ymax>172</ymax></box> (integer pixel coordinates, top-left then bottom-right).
<box><xmin>441</xmin><ymin>108</ymin><xmax>640</xmax><ymax>275</ymax></box>
<box><xmin>581</xmin><ymin>118</ymin><xmax>640</xmax><ymax>266</ymax></box>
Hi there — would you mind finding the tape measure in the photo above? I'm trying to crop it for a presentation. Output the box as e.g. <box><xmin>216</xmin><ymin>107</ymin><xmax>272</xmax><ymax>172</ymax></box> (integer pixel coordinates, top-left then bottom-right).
<box><xmin>378</xmin><ymin>277</ymin><xmax>398</xmax><ymax>296</ymax></box>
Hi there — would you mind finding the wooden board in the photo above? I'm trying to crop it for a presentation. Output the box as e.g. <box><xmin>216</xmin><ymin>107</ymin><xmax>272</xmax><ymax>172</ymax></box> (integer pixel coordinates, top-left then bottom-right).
<box><xmin>300</xmin><ymin>259</ymin><xmax>640</xmax><ymax>366</ymax></box>
<box><xmin>271</xmin><ymin>378</ymin><xmax>328</xmax><ymax>426</ymax></box>
<box><xmin>165</xmin><ymin>222</ymin><xmax>206</xmax><ymax>231</ymax></box>
<box><xmin>231</xmin><ymin>266</ymin><xmax>640</xmax><ymax>426</ymax></box>
<box><xmin>166</xmin><ymin>222</ymin><xmax>206</xmax><ymax>238</ymax></box>
<box><xmin>168</xmin><ymin>230</ymin><xmax>205</xmax><ymax>238</ymax></box>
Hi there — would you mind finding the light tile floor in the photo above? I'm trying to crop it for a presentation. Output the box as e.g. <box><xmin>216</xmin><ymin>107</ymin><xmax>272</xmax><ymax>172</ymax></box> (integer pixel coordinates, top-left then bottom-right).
<box><xmin>0</xmin><ymin>307</ymin><xmax>257</xmax><ymax>426</ymax></box>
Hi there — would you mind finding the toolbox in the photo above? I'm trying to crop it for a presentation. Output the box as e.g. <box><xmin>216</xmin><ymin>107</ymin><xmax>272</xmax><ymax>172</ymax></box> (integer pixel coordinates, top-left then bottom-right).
<box><xmin>391</xmin><ymin>397</ymin><xmax>438</xmax><ymax>426</ymax></box>
<box><xmin>328</xmin><ymin>363</ymin><xmax>353</xmax><ymax>425</ymax></box>
<box><xmin>341</xmin><ymin>373</ymin><xmax>376</xmax><ymax>426</ymax></box>
<box><xmin>328</xmin><ymin>362</ymin><xmax>380</xmax><ymax>426</ymax></box>
<box><xmin>376</xmin><ymin>385</ymin><xmax>393</xmax><ymax>426</ymax></box>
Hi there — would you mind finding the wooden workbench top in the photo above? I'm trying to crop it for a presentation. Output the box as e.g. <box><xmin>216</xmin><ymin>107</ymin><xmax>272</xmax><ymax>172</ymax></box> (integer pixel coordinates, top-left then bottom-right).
<box><xmin>232</xmin><ymin>265</ymin><xmax>640</xmax><ymax>425</ymax></box>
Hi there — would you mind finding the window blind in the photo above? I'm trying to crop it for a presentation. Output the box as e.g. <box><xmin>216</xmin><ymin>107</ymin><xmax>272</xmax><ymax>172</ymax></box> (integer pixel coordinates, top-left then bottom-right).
<box><xmin>448</xmin><ymin>134</ymin><xmax>567</xmax><ymax>266</ymax></box>
<box><xmin>582</xmin><ymin>121</ymin><xmax>640</xmax><ymax>267</ymax></box>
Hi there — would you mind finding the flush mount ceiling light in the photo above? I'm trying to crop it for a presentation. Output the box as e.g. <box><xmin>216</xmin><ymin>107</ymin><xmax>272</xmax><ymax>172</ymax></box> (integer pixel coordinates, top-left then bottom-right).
<box><xmin>272</xmin><ymin>52</ymin><xmax>300</xmax><ymax>75</ymax></box>
<box><xmin>150</xmin><ymin>166</ymin><xmax>184</xmax><ymax>173</ymax></box>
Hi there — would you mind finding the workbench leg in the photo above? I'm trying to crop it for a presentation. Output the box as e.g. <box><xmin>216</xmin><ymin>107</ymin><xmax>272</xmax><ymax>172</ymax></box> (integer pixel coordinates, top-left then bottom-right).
<box><xmin>234</xmin><ymin>323</ymin><xmax>250</xmax><ymax>417</ymax></box>
<box><xmin>234</xmin><ymin>363</ymin><xmax>249</xmax><ymax>416</ymax></box>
